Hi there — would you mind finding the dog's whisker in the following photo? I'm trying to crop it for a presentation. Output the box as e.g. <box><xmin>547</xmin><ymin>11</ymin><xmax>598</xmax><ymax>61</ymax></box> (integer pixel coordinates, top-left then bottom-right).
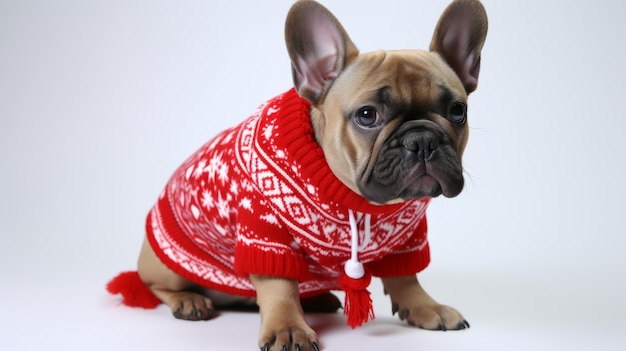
<box><xmin>462</xmin><ymin>163</ymin><xmax>478</xmax><ymax>192</ymax></box>
<box><xmin>468</xmin><ymin>126</ymin><xmax>494</xmax><ymax>134</ymax></box>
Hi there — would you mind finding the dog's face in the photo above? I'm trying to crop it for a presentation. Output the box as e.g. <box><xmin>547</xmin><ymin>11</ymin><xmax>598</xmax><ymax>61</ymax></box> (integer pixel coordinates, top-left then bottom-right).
<box><xmin>286</xmin><ymin>0</ymin><xmax>488</xmax><ymax>204</ymax></box>
<box><xmin>318</xmin><ymin>51</ymin><xmax>470</xmax><ymax>203</ymax></box>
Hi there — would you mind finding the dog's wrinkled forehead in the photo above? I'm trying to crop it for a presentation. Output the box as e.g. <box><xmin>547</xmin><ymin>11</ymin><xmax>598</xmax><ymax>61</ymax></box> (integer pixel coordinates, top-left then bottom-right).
<box><xmin>333</xmin><ymin>50</ymin><xmax>467</xmax><ymax>113</ymax></box>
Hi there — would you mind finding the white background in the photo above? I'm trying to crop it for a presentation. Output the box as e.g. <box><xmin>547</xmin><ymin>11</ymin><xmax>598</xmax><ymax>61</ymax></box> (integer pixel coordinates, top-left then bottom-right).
<box><xmin>2</xmin><ymin>0</ymin><xmax>625</xmax><ymax>350</ymax></box>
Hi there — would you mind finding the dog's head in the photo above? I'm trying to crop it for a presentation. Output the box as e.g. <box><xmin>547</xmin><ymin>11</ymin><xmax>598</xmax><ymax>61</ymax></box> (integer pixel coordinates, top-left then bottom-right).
<box><xmin>285</xmin><ymin>0</ymin><xmax>488</xmax><ymax>204</ymax></box>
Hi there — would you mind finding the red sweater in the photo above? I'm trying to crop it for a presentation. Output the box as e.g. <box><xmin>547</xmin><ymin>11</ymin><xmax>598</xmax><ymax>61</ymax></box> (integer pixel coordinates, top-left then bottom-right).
<box><xmin>146</xmin><ymin>89</ymin><xmax>431</xmax><ymax>298</ymax></box>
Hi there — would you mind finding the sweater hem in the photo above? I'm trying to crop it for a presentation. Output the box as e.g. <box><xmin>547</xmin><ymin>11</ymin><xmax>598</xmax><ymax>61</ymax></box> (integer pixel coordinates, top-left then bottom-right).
<box><xmin>146</xmin><ymin>192</ymin><xmax>257</xmax><ymax>297</ymax></box>
<box><xmin>146</xmin><ymin>190</ymin><xmax>343</xmax><ymax>297</ymax></box>
<box><xmin>366</xmin><ymin>243</ymin><xmax>431</xmax><ymax>278</ymax></box>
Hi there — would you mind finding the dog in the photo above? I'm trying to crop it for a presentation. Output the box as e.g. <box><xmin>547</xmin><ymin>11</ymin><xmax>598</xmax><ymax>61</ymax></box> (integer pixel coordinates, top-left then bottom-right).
<box><xmin>107</xmin><ymin>1</ymin><xmax>487</xmax><ymax>350</ymax></box>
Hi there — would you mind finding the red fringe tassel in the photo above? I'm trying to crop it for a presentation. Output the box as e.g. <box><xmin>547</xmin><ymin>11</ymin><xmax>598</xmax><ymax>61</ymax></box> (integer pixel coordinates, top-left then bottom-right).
<box><xmin>338</xmin><ymin>270</ymin><xmax>374</xmax><ymax>329</ymax></box>
<box><xmin>106</xmin><ymin>271</ymin><xmax>161</xmax><ymax>308</ymax></box>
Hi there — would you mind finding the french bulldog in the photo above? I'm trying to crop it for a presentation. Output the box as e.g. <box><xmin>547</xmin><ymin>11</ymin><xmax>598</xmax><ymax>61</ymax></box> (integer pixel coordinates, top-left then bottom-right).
<box><xmin>108</xmin><ymin>1</ymin><xmax>487</xmax><ymax>350</ymax></box>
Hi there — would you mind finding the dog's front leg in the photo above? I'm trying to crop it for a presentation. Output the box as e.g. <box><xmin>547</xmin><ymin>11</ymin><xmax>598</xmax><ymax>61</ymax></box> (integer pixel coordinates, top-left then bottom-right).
<box><xmin>250</xmin><ymin>275</ymin><xmax>319</xmax><ymax>351</ymax></box>
<box><xmin>381</xmin><ymin>275</ymin><xmax>470</xmax><ymax>331</ymax></box>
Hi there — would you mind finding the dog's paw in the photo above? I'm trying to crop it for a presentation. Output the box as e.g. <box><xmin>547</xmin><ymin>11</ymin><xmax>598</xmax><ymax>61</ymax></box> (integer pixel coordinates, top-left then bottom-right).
<box><xmin>393</xmin><ymin>302</ymin><xmax>469</xmax><ymax>331</ymax></box>
<box><xmin>258</xmin><ymin>318</ymin><xmax>319</xmax><ymax>351</ymax></box>
<box><xmin>168</xmin><ymin>291</ymin><xmax>216</xmax><ymax>321</ymax></box>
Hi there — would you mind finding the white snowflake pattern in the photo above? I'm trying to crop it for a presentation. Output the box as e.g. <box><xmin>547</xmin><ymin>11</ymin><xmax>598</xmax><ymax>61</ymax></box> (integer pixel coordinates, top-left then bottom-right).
<box><xmin>216</xmin><ymin>194</ymin><xmax>230</xmax><ymax>219</ymax></box>
<box><xmin>261</xmin><ymin>213</ymin><xmax>279</xmax><ymax>225</ymax></box>
<box><xmin>229</xmin><ymin>181</ymin><xmax>239</xmax><ymax>196</ymax></box>
<box><xmin>149</xmin><ymin>91</ymin><xmax>431</xmax><ymax>298</ymax></box>
<box><xmin>240</xmin><ymin>178</ymin><xmax>255</xmax><ymax>192</ymax></box>
<box><xmin>240</xmin><ymin>197</ymin><xmax>252</xmax><ymax>211</ymax></box>
<box><xmin>201</xmin><ymin>190</ymin><xmax>214</xmax><ymax>210</ymax></box>
<box><xmin>217</xmin><ymin>162</ymin><xmax>229</xmax><ymax>184</ymax></box>
<box><xmin>205</xmin><ymin>153</ymin><xmax>223</xmax><ymax>182</ymax></box>
<box><xmin>193</xmin><ymin>160</ymin><xmax>206</xmax><ymax>179</ymax></box>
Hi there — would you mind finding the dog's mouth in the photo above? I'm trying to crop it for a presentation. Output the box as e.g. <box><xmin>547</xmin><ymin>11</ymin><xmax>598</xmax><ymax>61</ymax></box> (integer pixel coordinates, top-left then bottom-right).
<box><xmin>401</xmin><ymin>174</ymin><xmax>444</xmax><ymax>198</ymax></box>
<box><xmin>361</xmin><ymin>159</ymin><xmax>463</xmax><ymax>204</ymax></box>
<box><xmin>358</xmin><ymin>125</ymin><xmax>464</xmax><ymax>204</ymax></box>
<box><xmin>400</xmin><ymin>162</ymin><xmax>464</xmax><ymax>199</ymax></box>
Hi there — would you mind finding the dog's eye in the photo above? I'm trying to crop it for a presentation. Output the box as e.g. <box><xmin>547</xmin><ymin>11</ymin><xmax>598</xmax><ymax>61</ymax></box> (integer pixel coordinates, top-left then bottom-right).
<box><xmin>355</xmin><ymin>107</ymin><xmax>382</xmax><ymax>128</ymax></box>
<box><xmin>449</xmin><ymin>102</ymin><xmax>467</xmax><ymax>124</ymax></box>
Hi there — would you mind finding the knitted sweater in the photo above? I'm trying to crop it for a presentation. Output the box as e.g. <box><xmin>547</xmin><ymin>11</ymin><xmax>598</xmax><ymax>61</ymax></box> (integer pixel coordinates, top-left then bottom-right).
<box><xmin>146</xmin><ymin>88</ymin><xmax>431</xmax><ymax>298</ymax></box>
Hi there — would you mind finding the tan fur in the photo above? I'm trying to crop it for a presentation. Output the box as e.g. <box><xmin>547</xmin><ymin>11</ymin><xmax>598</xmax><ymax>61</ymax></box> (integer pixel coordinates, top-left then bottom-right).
<box><xmin>313</xmin><ymin>50</ymin><xmax>470</xmax><ymax>199</ymax></box>
<box><xmin>138</xmin><ymin>238</ymin><xmax>256</xmax><ymax>320</ymax></box>
<box><xmin>251</xmin><ymin>275</ymin><xmax>318</xmax><ymax>349</ymax></box>
<box><xmin>382</xmin><ymin>276</ymin><xmax>469</xmax><ymax>330</ymax></box>
<box><xmin>136</xmin><ymin>1</ymin><xmax>487</xmax><ymax>350</ymax></box>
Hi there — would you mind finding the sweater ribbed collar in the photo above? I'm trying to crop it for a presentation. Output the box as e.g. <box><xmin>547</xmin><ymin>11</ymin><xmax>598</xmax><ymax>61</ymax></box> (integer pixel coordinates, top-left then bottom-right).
<box><xmin>267</xmin><ymin>89</ymin><xmax>410</xmax><ymax>216</ymax></box>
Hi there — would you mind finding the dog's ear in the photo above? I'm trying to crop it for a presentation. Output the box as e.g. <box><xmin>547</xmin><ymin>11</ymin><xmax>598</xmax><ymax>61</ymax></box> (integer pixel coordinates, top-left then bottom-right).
<box><xmin>285</xmin><ymin>0</ymin><xmax>359</xmax><ymax>104</ymax></box>
<box><xmin>430</xmin><ymin>0</ymin><xmax>488</xmax><ymax>94</ymax></box>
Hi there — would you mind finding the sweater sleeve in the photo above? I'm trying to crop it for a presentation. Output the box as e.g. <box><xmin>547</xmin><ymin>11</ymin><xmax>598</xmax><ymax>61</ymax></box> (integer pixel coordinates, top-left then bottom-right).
<box><xmin>233</xmin><ymin>189</ymin><xmax>313</xmax><ymax>281</ymax></box>
<box><xmin>366</xmin><ymin>216</ymin><xmax>431</xmax><ymax>278</ymax></box>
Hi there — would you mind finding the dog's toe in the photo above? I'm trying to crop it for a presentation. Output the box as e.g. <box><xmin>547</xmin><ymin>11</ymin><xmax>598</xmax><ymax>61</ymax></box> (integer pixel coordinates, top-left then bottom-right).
<box><xmin>399</xmin><ymin>304</ymin><xmax>468</xmax><ymax>331</ymax></box>
<box><xmin>272</xmin><ymin>329</ymin><xmax>292</xmax><ymax>351</ymax></box>
<box><xmin>259</xmin><ymin>329</ymin><xmax>318</xmax><ymax>351</ymax></box>
<box><xmin>259</xmin><ymin>326</ymin><xmax>319</xmax><ymax>351</ymax></box>
<box><xmin>170</xmin><ymin>292</ymin><xmax>216</xmax><ymax>321</ymax></box>
<box><xmin>456</xmin><ymin>319</ymin><xmax>470</xmax><ymax>330</ymax></box>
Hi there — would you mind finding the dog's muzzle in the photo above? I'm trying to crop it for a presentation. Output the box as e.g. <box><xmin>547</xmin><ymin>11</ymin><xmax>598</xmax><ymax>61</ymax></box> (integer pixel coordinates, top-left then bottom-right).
<box><xmin>359</xmin><ymin>121</ymin><xmax>464</xmax><ymax>203</ymax></box>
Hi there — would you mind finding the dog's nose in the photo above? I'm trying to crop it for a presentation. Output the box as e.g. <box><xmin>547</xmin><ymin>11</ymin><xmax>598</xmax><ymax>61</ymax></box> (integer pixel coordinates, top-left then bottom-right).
<box><xmin>402</xmin><ymin>131</ymin><xmax>439</xmax><ymax>161</ymax></box>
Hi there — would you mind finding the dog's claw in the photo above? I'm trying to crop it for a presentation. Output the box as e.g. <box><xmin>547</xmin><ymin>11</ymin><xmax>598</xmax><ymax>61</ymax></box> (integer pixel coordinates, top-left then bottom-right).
<box><xmin>439</xmin><ymin>322</ymin><xmax>447</xmax><ymax>331</ymax></box>
<box><xmin>398</xmin><ymin>308</ymin><xmax>410</xmax><ymax>321</ymax></box>
<box><xmin>260</xmin><ymin>343</ymin><xmax>269</xmax><ymax>351</ymax></box>
<box><xmin>171</xmin><ymin>295</ymin><xmax>215</xmax><ymax>321</ymax></box>
<box><xmin>452</xmin><ymin>319</ymin><xmax>470</xmax><ymax>330</ymax></box>
<box><xmin>312</xmin><ymin>341</ymin><xmax>320</xmax><ymax>351</ymax></box>
<box><xmin>295</xmin><ymin>344</ymin><xmax>301</xmax><ymax>351</ymax></box>
<box><xmin>281</xmin><ymin>346</ymin><xmax>287</xmax><ymax>351</ymax></box>
<box><xmin>391</xmin><ymin>302</ymin><xmax>399</xmax><ymax>316</ymax></box>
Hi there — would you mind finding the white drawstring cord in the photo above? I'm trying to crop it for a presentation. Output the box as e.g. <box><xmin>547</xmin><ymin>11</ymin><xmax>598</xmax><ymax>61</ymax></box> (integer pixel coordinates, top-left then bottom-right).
<box><xmin>341</xmin><ymin>209</ymin><xmax>375</xmax><ymax>328</ymax></box>
<box><xmin>360</xmin><ymin>213</ymin><xmax>372</xmax><ymax>251</ymax></box>
<box><xmin>344</xmin><ymin>210</ymin><xmax>372</xmax><ymax>279</ymax></box>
